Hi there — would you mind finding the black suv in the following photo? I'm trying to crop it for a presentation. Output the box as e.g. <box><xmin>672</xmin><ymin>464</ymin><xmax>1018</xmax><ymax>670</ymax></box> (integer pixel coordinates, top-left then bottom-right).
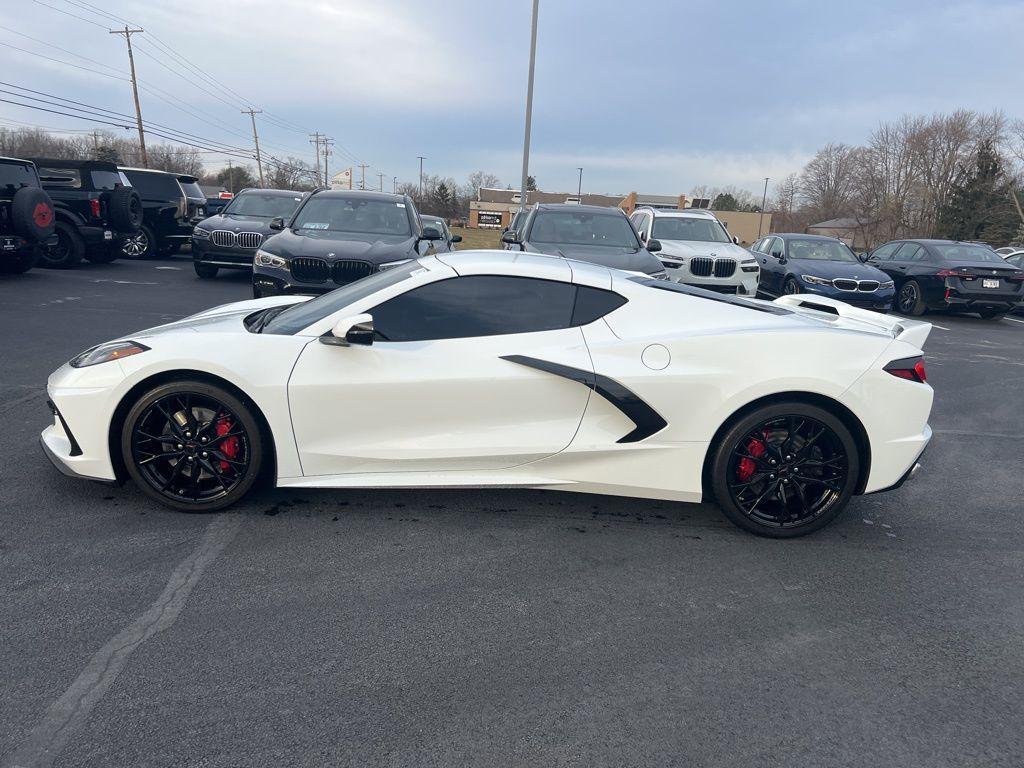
<box><xmin>118</xmin><ymin>167</ymin><xmax>191</xmax><ymax>259</ymax></box>
<box><xmin>177</xmin><ymin>174</ymin><xmax>207</xmax><ymax>226</ymax></box>
<box><xmin>192</xmin><ymin>188</ymin><xmax>304</xmax><ymax>279</ymax></box>
<box><xmin>0</xmin><ymin>156</ymin><xmax>56</xmax><ymax>274</ymax></box>
<box><xmin>501</xmin><ymin>203</ymin><xmax>667</xmax><ymax>277</ymax></box>
<box><xmin>30</xmin><ymin>158</ymin><xmax>143</xmax><ymax>268</ymax></box>
<box><xmin>251</xmin><ymin>189</ymin><xmax>441</xmax><ymax>297</ymax></box>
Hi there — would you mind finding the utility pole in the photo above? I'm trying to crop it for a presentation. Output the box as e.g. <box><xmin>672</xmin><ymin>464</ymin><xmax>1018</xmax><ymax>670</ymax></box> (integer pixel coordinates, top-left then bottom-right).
<box><xmin>358</xmin><ymin>163</ymin><xmax>369</xmax><ymax>191</ymax></box>
<box><xmin>322</xmin><ymin>138</ymin><xmax>333</xmax><ymax>185</ymax></box>
<box><xmin>417</xmin><ymin>155</ymin><xmax>426</xmax><ymax>199</ymax></box>
<box><xmin>577</xmin><ymin>167</ymin><xmax>583</xmax><ymax>197</ymax></box>
<box><xmin>758</xmin><ymin>176</ymin><xmax>770</xmax><ymax>237</ymax></box>
<box><xmin>378</xmin><ymin>172</ymin><xmax>384</xmax><ymax>192</ymax></box>
<box><xmin>242</xmin><ymin>108</ymin><xmax>265</xmax><ymax>188</ymax></box>
<box><xmin>227</xmin><ymin>158</ymin><xmax>234</xmax><ymax>193</ymax></box>
<box><xmin>309</xmin><ymin>132</ymin><xmax>322</xmax><ymax>186</ymax></box>
<box><xmin>393</xmin><ymin>176</ymin><xmax>398</xmax><ymax>194</ymax></box>
<box><xmin>109</xmin><ymin>26</ymin><xmax>147</xmax><ymax>167</ymax></box>
<box><xmin>519</xmin><ymin>0</ymin><xmax>539</xmax><ymax>211</ymax></box>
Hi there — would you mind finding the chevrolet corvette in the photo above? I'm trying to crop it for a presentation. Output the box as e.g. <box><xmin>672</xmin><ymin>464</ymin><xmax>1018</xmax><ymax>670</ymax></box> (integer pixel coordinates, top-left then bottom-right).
<box><xmin>41</xmin><ymin>251</ymin><xmax>933</xmax><ymax>537</ymax></box>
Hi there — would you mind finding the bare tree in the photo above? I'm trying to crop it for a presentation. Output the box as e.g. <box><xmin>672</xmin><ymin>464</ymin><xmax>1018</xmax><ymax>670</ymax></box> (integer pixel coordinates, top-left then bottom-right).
<box><xmin>798</xmin><ymin>143</ymin><xmax>859</xmax><ymax>222</ymax></box>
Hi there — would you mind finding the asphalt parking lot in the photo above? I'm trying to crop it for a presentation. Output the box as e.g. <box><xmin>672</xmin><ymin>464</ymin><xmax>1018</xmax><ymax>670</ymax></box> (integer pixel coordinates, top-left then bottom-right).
<box><xmin>2</xmin><ymin>258</ymin><xmax>1023</xmax><ymax>768</ymax></box>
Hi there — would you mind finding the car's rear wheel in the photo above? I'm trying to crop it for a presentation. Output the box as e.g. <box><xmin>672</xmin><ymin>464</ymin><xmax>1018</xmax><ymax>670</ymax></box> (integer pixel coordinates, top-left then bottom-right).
<box><xmin>897</xmin><ymin>280</ymin><xmax>925</xmax><ymax>315</ymax></box>
<box><xmin>120</xmin><ymin>381</ymin><xmax>263</xmax><ymax>512</ymax></box>
<box><xmin>711</xmin><ymin>402</ymin><xmax>859</xmax><ymax>538</ymax></box>
<box><xmin>121</xmin><ymin>225</ymin><xmax>155</xmax><ymax>259</ymax></box>
<box><xmin>40</xmin><ymin>221</ymin><xmax>84</xmax><ymax>269</ymax></box>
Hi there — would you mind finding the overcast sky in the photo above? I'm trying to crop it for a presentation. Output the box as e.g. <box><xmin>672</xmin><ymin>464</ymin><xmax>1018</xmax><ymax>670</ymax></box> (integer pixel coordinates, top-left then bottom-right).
<box><xmin>3</xmin><ymin>0</ymin><xmax>1021</xmax><ymax>196</ymax></box>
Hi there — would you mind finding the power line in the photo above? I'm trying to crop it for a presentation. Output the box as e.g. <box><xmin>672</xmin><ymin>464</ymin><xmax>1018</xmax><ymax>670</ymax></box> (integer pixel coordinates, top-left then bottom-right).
<box><xmin>0</xmin><ymin>23</ymin><xmax>125</xmax><ymax>76</ymax></box>
<box><xmin>0</xmin><ymin>40</ymin><xmax>125</xmax><ymax>80</ymax></box>
<box><xmin>31</xmin><ymin>0</ymin><xmax>108</xmax><ymax>29</ymax></box>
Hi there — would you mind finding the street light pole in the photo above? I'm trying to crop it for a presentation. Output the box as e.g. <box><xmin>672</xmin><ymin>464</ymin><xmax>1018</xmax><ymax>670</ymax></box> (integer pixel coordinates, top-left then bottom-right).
<box><xmin>758</xmin><ymin>176</ymin><xmax>770</xmax><ymax>237</ymax></box>
<box><xmin>417</xmin><ymin>155</ymin><xmax>426</xmax><ymax>199</ymax></box>
<box><xmin>577</xmin><ymin>167</ymin><xmax>583</xmax><ymax>197</ymax></box>
<box><xmin>518</xmin><ymin>0</ymin><xmax>540</xmax><ymax>211</ymax></box>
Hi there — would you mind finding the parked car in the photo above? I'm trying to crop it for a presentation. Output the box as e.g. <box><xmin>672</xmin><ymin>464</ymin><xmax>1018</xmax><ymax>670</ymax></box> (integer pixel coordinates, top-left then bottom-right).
<box><xmin>251</xmin><ymin>189</ymin><xmax>439</xmax><ymax>297</ymax></box>
<box><xmin>630</xmin><ymin>207</ymin><xmax>759</xmax><ymax>295</ymax></box>
<box><xmin>864</xmin><ymin>239</ymin><xmax>1024</xmax><ymax>320</ymax></box>
<box><xmin>750</xmin><ymin>233</ymin><xmax>894</xmax><ymax>311</ymax></box>
<box><xmin>995</xmin><ymin>247</ymin><xmax>1019</xmax><ymax>256</ymax></box>
<box><xmin>502</xmin><ymin>209</ymin><xmax>527</xmax><ymax>242</ymax></box>
<box><xmin>999</xmin><ymin>248</ymin><xmax>1024</xmax><ymax>261</ymax></box>
<box><xmin>0</xmin><ymin>156</ymin><xmax>56</xmax><ymax>274</ymax></box>
<box><xmin>118</xmin><ymin>167</ymin><xmax>192</xmax><ymax>259</ymax></box>
<box><xmin>177</xmin><ymin>174</ymin><xmax>207</xmax><ymax>225</ymax></box>
<box><xmin>203</xmin><ymin>189</ymin><xmax>233</xmax><ymax>216</ymax></box>
<box><xmin>192</xmin><ymin>188</ymin><xmax>304</xmax><ymax>278</ymax></box>
<box><xmin>41</xmin><ymin>251</ymin><xmax>934</xmax><ymax>538</ymax></box>
<box><xmin>501</xmin><ymin>203</ymin><xmax>667</xmax><ymax>277</ymax></box>
<box><xmin>417</xmin><ymin>214</ymin><xmax>461</xmax><ymax>254</ymax></box>
<box><xmin>30</xmin><ymin>158</ymin><xmax>143</xmax><ymax>268</ymax></box>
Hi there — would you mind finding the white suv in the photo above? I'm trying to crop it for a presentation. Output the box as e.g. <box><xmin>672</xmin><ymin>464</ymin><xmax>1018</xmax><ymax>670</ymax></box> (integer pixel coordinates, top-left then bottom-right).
<box><xmin>630</xmin><ymin>207</ymin><xmax>759</xmax><ymax>295</ymax></box>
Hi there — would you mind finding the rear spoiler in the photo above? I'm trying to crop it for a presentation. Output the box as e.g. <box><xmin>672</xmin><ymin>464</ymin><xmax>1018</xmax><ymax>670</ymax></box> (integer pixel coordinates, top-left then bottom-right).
<box><xmin>773</xmin><ymin>294</ymin><xmax>932</xmax><ymax>348</ymax></box>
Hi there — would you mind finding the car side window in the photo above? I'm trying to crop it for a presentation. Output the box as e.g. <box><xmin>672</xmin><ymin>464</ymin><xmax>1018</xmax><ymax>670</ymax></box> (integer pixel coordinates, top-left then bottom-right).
<box><xmin>752</xmin><ymin>238</ymin><xmax>764</xmax><ymax>254</ymax></box>
<box><xmin>1007</xmin><ymin>254</ymin><xmax>1024</xmax><ymax>268</ymax></box>
<box><xmin>895</xmin><ymin>243</ymin><xmax>924</xmax><ymax>262</ymax></box>
<box><xmin>870</xmin><ymin>242</ymin><xmax>899</xmax><ymax>261</ymax></box>
<box><xmin>371</xmin><ymin>276</ymin><xmax>577</xmax><ymax>342</ymax></box>
<box><xmin>39</xmin><ymin>167</ymin><xmax>82</xmax><ymax>188</ymax></box>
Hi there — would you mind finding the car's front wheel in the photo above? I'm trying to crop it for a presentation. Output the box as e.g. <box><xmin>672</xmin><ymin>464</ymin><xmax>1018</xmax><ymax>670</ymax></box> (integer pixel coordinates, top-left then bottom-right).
<box><xmin>710</xmin><ymin>402</ymin><xmax>859</xmax><ymax>537</ymax></box>
<box><xmin>120</xmin><ymin>380</ymin><xmax>264</xmax><ymax>512</ymax></box>
<box><xmin>897</xmin><ymin>280</ymin><xmax>926</xmax><ymax>315</ymax></box>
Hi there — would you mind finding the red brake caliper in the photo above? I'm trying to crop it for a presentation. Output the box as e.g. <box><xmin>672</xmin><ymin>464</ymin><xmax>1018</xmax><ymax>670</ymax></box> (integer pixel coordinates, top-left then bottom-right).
<box><xmin>736</xmin><ymin>436</ymin><xmax>767</xmax><ymax>482</ymax></box>
<box><xmin>215</xmin><ymin>417</ymin><xmax>239</xmax><ymax>473</ymax></box>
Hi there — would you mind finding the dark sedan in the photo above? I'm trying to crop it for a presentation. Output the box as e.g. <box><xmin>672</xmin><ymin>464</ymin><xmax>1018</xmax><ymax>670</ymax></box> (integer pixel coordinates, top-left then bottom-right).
<box><xmin>865</xmin><ymin>239</ymin><xmax>1024</xmax><ymax>320</ymax></box>
<box><xmin>750</xmin><ymin>234</ymin><xmax>894</xmax><ymax>311</ymax></box>
<box><xmin>251</xmin><ymin>190</ymin><xmax>440</xmax><ymax>298</ymax></box>
<box><xmin>417</xmin><ymin>214</ymin><xmax>461</xmax><ymax>254</ymax></box>
<box><xmin>192</xmin><ymin>189</ymin><xmax>304</xmax><ymax>279</ymax></box>
<box><xmin>501</xmin><ymin>203</ymin><xmax>667</xmax><ymax>277</ymax></box>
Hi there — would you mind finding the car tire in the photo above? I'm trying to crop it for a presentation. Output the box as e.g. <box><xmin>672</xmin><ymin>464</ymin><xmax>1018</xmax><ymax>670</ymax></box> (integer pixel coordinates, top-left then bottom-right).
<box><xmin>978</xmin><ymin>308</ymin><xmax>1007</xmax><ymax>321</ymax></box>
<box><xmin>120</xmin><ymin>380</ymin><xmax>264</xmax><ymax>513</ymax></box>
<box><xmin>40</xmin><ymin>220</ymin><xmax>84</xmax><ymax>269</ymax></box>
<box><xmin>194</xmin><ymin>262</ymin><xmax>219</xmax><ymax>279</ymax></box>
<box><xmin>710</xmin><ymin>401</ymin><xmax>860</xmax><ymax>538</ymax></box>
<box><xmin>783</xmin><ymin>277</ymin><xmax>801</xmax><ymax>295</ymax></box>
<box><xmin>121</xmin><ymin>225</ymin><xmax>155</xmax><ymax>259</ymax></box>
<box><xmin>10</xmin><ymin>186</ymin><xmax>56</xmax><ymax>242</ymax></box>
<box><xmin>897</xmin><ymin>280</ymin><xmax>926</xmax><ymax>316</ymax></box>
<box><xmin>108</xmin><ymin>186</ymin><xmax>143</xmax><ymax>233</ymax></box>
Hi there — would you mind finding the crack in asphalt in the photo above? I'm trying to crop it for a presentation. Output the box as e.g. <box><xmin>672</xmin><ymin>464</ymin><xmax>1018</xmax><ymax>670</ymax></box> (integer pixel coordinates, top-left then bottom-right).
<box><xmin>2</xmin><ymin>514</ymin><xmax>242</xmax><ymax>768</ymax></box>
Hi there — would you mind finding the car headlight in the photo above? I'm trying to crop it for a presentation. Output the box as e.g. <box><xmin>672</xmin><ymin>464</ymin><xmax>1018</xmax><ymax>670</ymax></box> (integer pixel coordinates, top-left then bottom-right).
<box><xmin>193</xmin><ymin>226</ymin><xmax>211</xmax><ymax>239</ymax></box>
<box><xmin>801</xmin><ymin>274</ymin><xmax>832</xmax><ymax>286</ymax></box>
<box><xmin>255</xmin><ymin>250</ymin><xmax>287</xmax><ymax>268</ymax></box>
<box><xmin>741</xmin><ymin>259</ymin><xmax>759</xmax><ymax>273</ymax></box>
<box><xmin>70</xmin><ymin>340</ymin><xmax>149</xmax><ymax>368</ymax></box>
<box><xmin>880</xmin><ymin>280</ymin><xmax>894</xmax><ymax>289</ymax></box>
<box><xmin>378</xmin><ymin>259</ymin><xmax>413</xmax><ymax>271</ymax></box>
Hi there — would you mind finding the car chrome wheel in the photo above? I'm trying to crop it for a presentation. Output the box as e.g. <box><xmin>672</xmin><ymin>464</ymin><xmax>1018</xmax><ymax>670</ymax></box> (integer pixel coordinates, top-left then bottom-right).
<box><xmin>130</xmin><ymin>392</ymin><xmax>251</xmax><ymax>504</ymax></box>
<box><xmin>898</xmin><ymin>283</ymin><xmax>918</xmax><ymax>313</ymax></box>
<box><xmin>726</xmin><ymin>415</ymin><xmax>849</xmax><ymax>529</ymax></box>
<box><xmin>122</xmin><ymin>231</ymin><xmax>149</xmax><ymax>258</ymax></box>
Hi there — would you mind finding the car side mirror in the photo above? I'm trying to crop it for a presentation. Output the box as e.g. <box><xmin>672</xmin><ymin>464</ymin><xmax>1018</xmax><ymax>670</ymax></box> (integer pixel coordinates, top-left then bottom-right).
<box><xmin>269</xmin><ymin>217</ymin><xmax>285</xmax><ymax>231</ymax></box>
<box><xmin>501</xmin><ymin>230</ymin><xmax>520</xmax><ymax>245</ymax></box>
<box><xmin>420</xmin><ymin>226</ymin><xmax>442</xmax><ymax>241</ymax></box>
<box><xmin>857</xmin><ymin>252</ymin><xmax>870</xmax><ymax>262</ymax></box>
<box><xmin>322</xmin><ymin>313</ymin><xmax>374</xmax><ymax>346</ymax></box>
<box><xmin>451</xmin><ymin>234</ymin><xmax>462</xmax><ymax>243</ymax></box>
<box><xmin>732</xmin><ymin>235</ymin><xmax>740</xmax><ymax>245</ymax></box>
<box><xmin>646</xmin><ymin>238</ymin><xmax>662</xmax><ymax>253</ymax></box>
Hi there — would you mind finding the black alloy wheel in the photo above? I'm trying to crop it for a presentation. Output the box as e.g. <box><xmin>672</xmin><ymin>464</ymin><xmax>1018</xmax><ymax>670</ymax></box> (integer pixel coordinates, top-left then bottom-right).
<box><xmin>783</xmin><ymin>277</ymin><xmax>801</xmax><ymax>295</ymax></box>
<box><xmin>121</xmin><ymin>381</ymin><xmax>263</xmax><ymax>512</ymax></box>
<box><xmin>712</xmin><ymin>403</ymin><xmax>858</xmax><ymax>537</ymax></box>
<box><xmin>898</xmin><ymin>280</ymin><xmax>925</xmax><ymax>315</ymax></box>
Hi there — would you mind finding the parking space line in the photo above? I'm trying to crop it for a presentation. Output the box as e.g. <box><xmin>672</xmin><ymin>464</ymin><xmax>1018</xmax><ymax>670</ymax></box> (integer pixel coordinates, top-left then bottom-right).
<box><xmin>2</xmin><ymin>515</ymin><xmax>242</xmax><ymax>768</ymax></box>
<box><xmin>1004</xmin><ymin>317</ymin><xmax>1024</xmax><ymax>325</ymax></box>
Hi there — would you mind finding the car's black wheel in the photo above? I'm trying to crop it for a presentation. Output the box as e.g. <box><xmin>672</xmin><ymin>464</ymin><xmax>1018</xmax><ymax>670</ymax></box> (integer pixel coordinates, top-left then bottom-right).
<box><xmin>711</xmin><ymin>402</ymin><xmax>859</xmax><ymax>538</ymax></box>
<box><xmin>194</xmin><ymin>262</ymin><xmax>219</xmax><ymax>279</ymax></box>
<box><xmin>897</xmin><ymin>280</ymin><xmax>926</xmax><ymax>315</ymax></box>
<box><xmin>977</xmin><ymin>308</ymin><xmax>1007</xmax><ymax>321</ymax></box>
<box><xmin>40</xmin><ymin>221</ymin><xmax>84</xmax><ymax>269</ymax></box>
<box><xmin>121</xmin><ymin>225</ymin><xmax>155</xmax><ymax>259</ymax></box>
<box><xmin>120</xmin><ymin>381</ymin><xmax>264</xmax><ymax>512</ymax></box>
<box><xmin>783</xmin><ymin>277</ymin><xmax>800</xmax><ymax>295</ymax></box>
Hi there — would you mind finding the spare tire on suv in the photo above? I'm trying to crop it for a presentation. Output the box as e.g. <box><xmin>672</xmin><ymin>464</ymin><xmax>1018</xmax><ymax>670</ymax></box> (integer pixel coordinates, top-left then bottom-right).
<box><xmin>11</xmin><ymin>186</ymin><xmax>56</xmax><ymax>242</ymax></box>
<box><xmin>108</xmin><ymin>185</ymin><xmax>143</xmax><ymax>233</ymax></box>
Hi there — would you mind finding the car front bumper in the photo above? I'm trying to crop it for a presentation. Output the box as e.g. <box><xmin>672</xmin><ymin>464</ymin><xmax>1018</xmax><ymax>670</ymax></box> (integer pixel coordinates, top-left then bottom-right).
<box><xmin>192</xmin><ymin>239</ymin><xmax>256</xmax><ymax>270</ymax></box>
<box><xmin>794</xmin><ymin>285</ymin><xmax>895</xmax><ymax>311</ymax></box>
<box><xmin>662</xmin><ymin>263</ymin><xmax>759</xmax><ymax>295</ymax></box>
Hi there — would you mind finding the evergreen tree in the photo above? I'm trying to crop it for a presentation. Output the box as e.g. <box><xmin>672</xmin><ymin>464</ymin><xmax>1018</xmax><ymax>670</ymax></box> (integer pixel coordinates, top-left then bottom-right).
<box><xmin>935</xmin><ymin>140</ymin><xmax>1018</xmax><ymax>245</ymax></box>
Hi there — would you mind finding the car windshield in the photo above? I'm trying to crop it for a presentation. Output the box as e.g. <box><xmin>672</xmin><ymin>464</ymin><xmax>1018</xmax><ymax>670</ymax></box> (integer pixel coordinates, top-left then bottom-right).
<box><xmin>932</xmin><ymin>243</ymin><xmax>1007</xmax><ymax>263</ymax></box>
<box><xmin>652</xmin><ymin>216</ymin><xmax>730</xmax><ymax>243</ymax></box>
<box><xmin>292</xmin><ymin>197</ymin><xmax>412</xmax><ymax>236</ymax></box>
<box><xmin>786</xmin><ymin>239</ymin><xmax>859</xmax><ymax>262</ymax></box>
<box><xmin>529</xmin><ymin>211</ymin><xmax>638</xmax><ymax>248</ymax></box>
<box><xmin>225</xmin><ymin>193</ymin><xmax>303</xmax><ymax>219</ymax></box>
<box><xmin>0</xmin><ymin>162</ymin><xmax>38</xmax><ymax>190</ymax></box>
<box><xmin>262</xmin><ymin>260</ymin><xmax>422</xmax><ymax>335</ymax></box>
<box><xmin>90</xmin><ymin>170</ymin><xmax>131</xmax><ymax>189</ymax></box>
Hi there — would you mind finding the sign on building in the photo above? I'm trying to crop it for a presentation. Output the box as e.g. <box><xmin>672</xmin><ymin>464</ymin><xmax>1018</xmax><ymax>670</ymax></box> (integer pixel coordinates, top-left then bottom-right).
<box><xmin>330</xmin><ymin>168</ymin><xmax>353</xmax><ymax>190</ymax></box>
<box><xmin>477</xmin><ymin>211</ymin><xmax>504</xmax><ymax>228</ymax></box>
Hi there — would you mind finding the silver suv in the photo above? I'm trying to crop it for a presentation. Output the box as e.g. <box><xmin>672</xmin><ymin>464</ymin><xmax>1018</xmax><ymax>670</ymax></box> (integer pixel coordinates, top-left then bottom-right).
<box><xmin>630</xmin><ymin>207</ymin><xmax>759</xmax><ymax>295</ymax></box>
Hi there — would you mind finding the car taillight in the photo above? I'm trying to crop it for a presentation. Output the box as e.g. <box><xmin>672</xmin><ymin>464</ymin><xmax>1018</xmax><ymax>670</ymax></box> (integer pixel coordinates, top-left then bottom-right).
<box><xmin>1007</xmin><ymin>272</ymin><xmax>1024</xmax><ymax>282</ymax></box>
<box><xmin>937</xmin><ymin>268</ymin><xmax>973</xmax><ymax>280</ymax></box>
<box><xmin>884</xmin><ymin>356</ymin><xmax>927</xmax><ymax>383</ymax></box>
<box><xmin>89</xmin><ymin>198</ymin><xmax>101</xmax><ymax>219</ymax></box>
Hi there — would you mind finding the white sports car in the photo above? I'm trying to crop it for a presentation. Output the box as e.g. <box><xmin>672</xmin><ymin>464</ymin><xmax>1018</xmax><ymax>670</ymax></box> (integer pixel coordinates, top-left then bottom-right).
<box><xmin>41</xmin><ymin>251</ymin><xmax>933</xmax><ymax>537</ymax></box>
